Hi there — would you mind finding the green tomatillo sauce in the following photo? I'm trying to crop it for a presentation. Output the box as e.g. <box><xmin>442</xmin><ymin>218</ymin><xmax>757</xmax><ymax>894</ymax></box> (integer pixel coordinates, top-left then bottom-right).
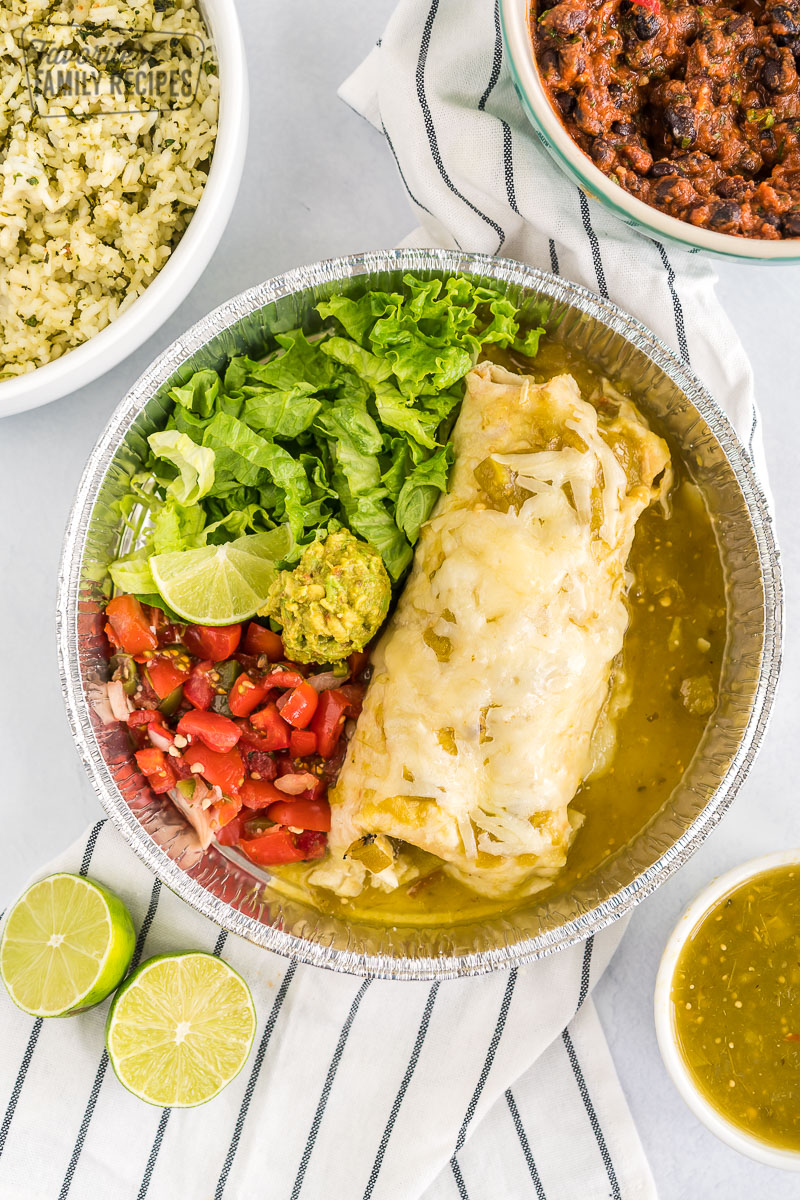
<box><xmin>671</xmin><ymin>864</ymin><xmax>800</xmax><ymax>1151</ymax></box>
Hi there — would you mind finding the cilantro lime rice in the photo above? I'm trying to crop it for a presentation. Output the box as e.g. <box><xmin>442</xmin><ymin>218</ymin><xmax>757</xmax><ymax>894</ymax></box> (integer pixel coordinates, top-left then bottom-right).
<box><xmin>0</xmin><ymin>0</ymin><xmax>218</xmax><ymax>377</ymax></box>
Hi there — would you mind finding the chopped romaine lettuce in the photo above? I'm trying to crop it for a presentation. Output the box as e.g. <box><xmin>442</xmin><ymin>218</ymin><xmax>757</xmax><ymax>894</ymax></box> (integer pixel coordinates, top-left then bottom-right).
<box><xmin>110</xmin><ymin>273</ymin><xmax>545</xmax><ymax>592</ymax></box>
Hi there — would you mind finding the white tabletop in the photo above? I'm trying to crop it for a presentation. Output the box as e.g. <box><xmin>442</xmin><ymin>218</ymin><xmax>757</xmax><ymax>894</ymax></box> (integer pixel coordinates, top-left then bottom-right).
<box><xmin>1</xmin><ymin>2</ymin><xmax>799</xmax><ymax>1196</ymax></box>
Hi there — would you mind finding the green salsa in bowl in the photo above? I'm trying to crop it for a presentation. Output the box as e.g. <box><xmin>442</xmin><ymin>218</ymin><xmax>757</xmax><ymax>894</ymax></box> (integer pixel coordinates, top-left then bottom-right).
<box><xmin>656</xmin><ymin>851</ymin><xmax>800</xmax><ymax>1169</ymax></box>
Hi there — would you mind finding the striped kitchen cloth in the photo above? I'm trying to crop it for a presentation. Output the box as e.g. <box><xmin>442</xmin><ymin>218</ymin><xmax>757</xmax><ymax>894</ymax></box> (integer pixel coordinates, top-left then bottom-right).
<box><xmin>0</xmin><ymin>820</ymin><xmax>655</xmax><ymax>1200</ymax></box>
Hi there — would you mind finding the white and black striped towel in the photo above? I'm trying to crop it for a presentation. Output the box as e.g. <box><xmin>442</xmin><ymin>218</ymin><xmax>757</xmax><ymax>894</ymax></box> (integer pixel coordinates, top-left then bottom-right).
<box><xmin>0</xmin><ymin>5</ymin><xmax>767</xmax><ymax>1198</ymax></box>
<box><xmin>0</xmin><ymin>820</ymin><xmax>652</xmax><ymax>1200</ymax></box>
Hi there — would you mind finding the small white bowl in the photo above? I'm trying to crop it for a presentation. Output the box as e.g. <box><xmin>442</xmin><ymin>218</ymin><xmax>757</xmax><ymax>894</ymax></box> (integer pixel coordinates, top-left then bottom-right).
<box><xmin>0</xmin><ymin>0</ymin><xmax>248</xmax><ymax>420</ymax></box>
<box><xmin>655</xmin><ymin>850</ymin><xmax>800</xmax><ymax>1170</ymax></box>
<box><xmin>499</xmin><ymin>0</ymin><xmax>800</xmax><ymax>263</ymax></box>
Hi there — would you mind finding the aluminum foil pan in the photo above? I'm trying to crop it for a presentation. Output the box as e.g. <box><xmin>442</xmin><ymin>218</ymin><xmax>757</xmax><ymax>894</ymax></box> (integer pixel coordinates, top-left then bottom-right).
<box><xmin>57</xmin><ymin>249</ymin><xmax>782</xmax><ymax>980</ymax></box>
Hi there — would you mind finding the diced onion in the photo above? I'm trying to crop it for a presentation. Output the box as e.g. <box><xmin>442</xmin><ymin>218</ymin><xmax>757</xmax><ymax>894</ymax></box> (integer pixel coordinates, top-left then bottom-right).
<box><xmin>274</xmin><ymin>772</ymin><xmax>317</xmax><ymax>795</ymax></box>
<box><xmin>148</xmin><ymin>726</ymin><xmax>173</xmax><ymax>752</ymax></box>
<box><xmin>107</xmin><ymin>680</ymin><xmax>131</xmax><ymax>722</ymax></box>
<box><xmin>307</xmin><ymin>671</ymin><xmax>346</xmax><ymax>693</ymax></box>
<box><xmin>89</xmin><ymin>683</ymin><xmax>116</xmax><ymax>726</ymax></box>
<box><xmin>201</xmin><ymin>784</ymin><xmax>224</xmax><ymax>810</ymax></box>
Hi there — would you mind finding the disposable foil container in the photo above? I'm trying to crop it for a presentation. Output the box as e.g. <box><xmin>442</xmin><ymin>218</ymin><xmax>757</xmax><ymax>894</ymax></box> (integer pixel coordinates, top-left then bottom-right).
<box><xmin>57</xmin><ymin>249</ymin><xmax>782</xmax><ymax>979</ymax></box>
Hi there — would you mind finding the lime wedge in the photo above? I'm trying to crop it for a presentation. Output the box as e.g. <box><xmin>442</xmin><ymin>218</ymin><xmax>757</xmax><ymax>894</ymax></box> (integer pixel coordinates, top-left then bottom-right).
<box><xmin>106</xmin><ymin>952</ymin><xmax>256</xmax><ymax>1107</ymax></box>
<box><xmin>149</xmin><ymin>527</ymin><xmax>292</xmax><ymax>626</ymax></box>
<box><xmin>0</xmin><ymin>874</ymin><xmax>135</xmax><ymax>1018</ymax></box>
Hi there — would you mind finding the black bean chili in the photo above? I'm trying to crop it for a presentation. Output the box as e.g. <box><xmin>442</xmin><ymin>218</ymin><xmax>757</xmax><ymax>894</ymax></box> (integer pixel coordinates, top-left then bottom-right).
<box><xmin>532</xmin><ymin>0</ymin><xmax>800</xmax><ymax>238</ymax></box>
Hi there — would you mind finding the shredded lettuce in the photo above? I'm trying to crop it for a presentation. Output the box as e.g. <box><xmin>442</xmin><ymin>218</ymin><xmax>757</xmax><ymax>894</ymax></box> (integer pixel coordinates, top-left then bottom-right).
<box><xmin>111</xmin><ymin>273</ymin><xmax>544</xmax><ymax>589</ymax></box>
<box><xmin>169</xmin><ymin>369</ymin><xmax>221</xmax><ymax>418</ymax></box>
<box><xmin>147</xmin><ymin>431</ymin><xmax>215</xmax><ymax>506</ymax></box>
<box><xmin>108</xmin><ymin>553</ymin><xmax>157</xmax><ymax>595</ymax></box>
<box><xmin>396</xmin><ymin>444</ymin><xmax>454</xmax><ymax>544</ymax></box>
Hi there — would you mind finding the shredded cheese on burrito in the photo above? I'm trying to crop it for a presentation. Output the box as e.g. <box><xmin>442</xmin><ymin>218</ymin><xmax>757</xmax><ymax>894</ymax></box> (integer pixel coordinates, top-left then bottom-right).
<box><xmin>313</xmin><ymin>363</ymin><xmax>671</xmax><ymax>900</ymax></box>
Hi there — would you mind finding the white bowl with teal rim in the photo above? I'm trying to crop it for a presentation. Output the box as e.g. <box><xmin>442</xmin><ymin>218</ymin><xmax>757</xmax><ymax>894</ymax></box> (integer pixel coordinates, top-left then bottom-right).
<box><xmin>499</xmin><ymin>0</ymin><xmax>800</xmax><ymax>263</ymax></box>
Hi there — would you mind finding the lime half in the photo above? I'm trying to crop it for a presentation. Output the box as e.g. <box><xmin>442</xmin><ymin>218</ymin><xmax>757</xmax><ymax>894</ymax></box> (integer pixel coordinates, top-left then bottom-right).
<box><xmin>106</xmin><ymin>952</ymin><xmax>256</xmax><ymax>1107</ymax></box>
<box><xmin>150</xmin><ymin>527</ymin><xmax>292</xmax><ymax>626</ymax></box>
<box><xmin>0</xmin><ymin>873</ymin><xmax>136</xmax><ymax>1018</ymax></box>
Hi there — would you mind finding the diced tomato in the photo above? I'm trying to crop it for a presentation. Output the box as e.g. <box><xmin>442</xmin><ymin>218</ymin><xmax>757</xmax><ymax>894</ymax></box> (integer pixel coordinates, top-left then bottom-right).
<box><xmin>106</xmin><ymin>595</ymin><xmax>158</xmax><ymax>656</ymax></box>
<box><xmin>127</xmin><ymin>709</ymin><xmax>169</xmax><ymax>748</ymax></box>
<box><xmin>289</xmin><ymin>728</ymin><xmax>317</xmax><ymax>758</ymax></box>
<box><xmin>228</xmin><ymin>673</ymin><xmax>273</xmax><ymax>718</ymax></box>
<box><xmin>295</xmin><ymin>830</ymin><xmax>327</xmax><ymax>858</ymax></box>
<box><xmin>182</xmin><ymin>744</ymin><xmax>245</xmax><ymax>793</ymax></box>
<box><xmin>242</xmin><ymin>623</ymin><xmax>284</xmax><ymax>660</ymax></box>
<box><xmin>242</xmin><ymin>749</ymin><xmax>278</xmax><ymax>780</ymax></box>
<box><xmin>145</xmin><ymin>656</ymin><xmax>190</xmax><ymax>700</ymax></box>
<box><xmin>183</xmin><ymin>660</ymin><xmax>216</xmax><ymax>710</ymax></box>
<box><xmin>177</xmin><ymin>710</ymin><xmax>241</xmax><ymax>753</ymax></box>
<box><xmin>183</xmin><ymin>623</ymin><xmax>242</xmax><ymax>662</ymax></box>
<box><xmin>633</xmin><ymin>0</ymin><xmax>658</xmax><ymax>10</ymax></box>
<box><xmin>236</xmin><ymin>718</ymin><xmax>289</xmax><ymax>753</ymax></box>
<box><xmin>267</xmin><ymin>798</ymin><xmax>331</xmax><ymax>832</ymax></box>
<box><xmin>347</xmin><ymin>649</ymin><xmax>370</xmax><ymax>679</ymax></box>
<box><xmin>240</xmin><ymin>778</ymin><xmax>286</xmax><ymax>810</ymax></box>
<box><xmin>147</xmin><ymin>721</ymin><xmax>175</xmax><ymax>748</ymax></box>
<box><xmin>104</xmin><ymin>621</ymin><xmax>121</xmax><ymax>651</ymax></box>
<box><xmin>170</xmin><ymin>753</ymin><xmax>194</xmax><ymax>781</ymax></box>
<box><xmin>274</xmin><ymin>751</ymin><xmax>294</xmax><ymax>776</ymax></box>
<box><xmin>249</xmin><ymin>702</ymin><xmax>291</xmax><ymax>749</ymax></box>
<box><xmin>147</xmin><ymin>767</ymin><xmax>178</xmax><ymax>796</ymax></box>
<box><xmin>239</xmin><ymin>827</ymin><xmax>327</xmax><ymax>866</ymax></box>
<box><xmin>145</xmin><ymin>607</ymin><xmax>185</xmax><ymax>648</ymax></box>
<box><xmin>337</xmin><ymin>684</ymin><xmax>364</xmax><ymax>718</ymax></box>
<box><xmin>127</xmin><ymin>709</ymin><xmax>163</xmax><ymax>727</ymax></box>
<box><xmin>309</xmin><ymin>689</ymin><xmax>350</xmax><ymax>758</ymax></box>
<box><xmin>143</xmin><ymin>605</ymin><xmax>167</xmax><ymax>642</ymax></box>
<box><xmin>278</xmin><ymin>682</ymin><xmax>319</xmax><ymax>729</ymax></box>
<box><xmin>135</xmin><ymin>746</ymin><xmax>166</xmax><ymax>773</ymax></box>
<box><xmin>214</xmin><ymin>795</ymin><xmax>242</xmax><ymax>829</ymax></box>
<box><xmin>144</xmin><ymin>604</ymin><xmax>167</xmax><ymax>630</ymax></box>
<box><xmin>135</xmin><ymin>747</ymin><xmax>177</xmax><ymax>794</ymax></box>
<box><xmin>261</xmin><ymin>668</ymin><xmax>305</xmax><ymax>690</ymax></box>
<box><xmin>216</xmin><ymin>813</ymin><xmax>245</xmax><ymax>847</ymax></box>
<box><xmin>301</xmin><ymin>777</ymin><xmax>327</xmax><ymax>802</ymax></box>
<box><xmin>232</xmin><ymin>653</ymin><xmax>261</xmax><ymax>676</ymax></box>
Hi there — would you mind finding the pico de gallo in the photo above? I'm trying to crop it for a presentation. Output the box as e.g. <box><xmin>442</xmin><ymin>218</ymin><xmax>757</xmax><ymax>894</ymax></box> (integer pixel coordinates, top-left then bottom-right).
<box><xmin>102</xmin><ymin>594</ymin><xmax>367</xmax><ymax>868</ymax></box>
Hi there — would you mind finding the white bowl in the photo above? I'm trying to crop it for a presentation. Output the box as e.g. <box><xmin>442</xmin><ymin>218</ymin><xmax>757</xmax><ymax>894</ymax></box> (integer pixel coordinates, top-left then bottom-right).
<box><xmin>0</xmin><ymin>0</ymin><xmax>249</xmax><ymax>420</ymax></box>
<box><xmin>499</xmin><ymin>0</ymin><xmax>800</xmax><ymax>263</ymax></box>
<box><xmin>655</xmin><ymin>850</ymin><xmax>800</xmax><ymax>1170</ymax></box>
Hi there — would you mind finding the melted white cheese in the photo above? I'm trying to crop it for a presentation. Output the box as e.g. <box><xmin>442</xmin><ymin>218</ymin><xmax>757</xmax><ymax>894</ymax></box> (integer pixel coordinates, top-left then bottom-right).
<box><xmin>319</xmin><ymin>364</ymin><xmax>671</xmax><ymax>899</ymax></box>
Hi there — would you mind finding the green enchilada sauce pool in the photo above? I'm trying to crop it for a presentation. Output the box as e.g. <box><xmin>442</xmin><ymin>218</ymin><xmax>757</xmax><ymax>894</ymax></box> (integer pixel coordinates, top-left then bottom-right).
<box><xmin>672</xmin><ymin>865</ymin><xmax>800</xmax><ymax>1151</ymax></box>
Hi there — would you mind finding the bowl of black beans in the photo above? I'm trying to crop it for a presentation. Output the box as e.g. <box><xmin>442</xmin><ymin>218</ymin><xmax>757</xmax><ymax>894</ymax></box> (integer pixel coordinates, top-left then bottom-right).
<box><xmin>501</xmin><ymin>0</ymin><xmax>800</xmax><ymax>260</ymax></box>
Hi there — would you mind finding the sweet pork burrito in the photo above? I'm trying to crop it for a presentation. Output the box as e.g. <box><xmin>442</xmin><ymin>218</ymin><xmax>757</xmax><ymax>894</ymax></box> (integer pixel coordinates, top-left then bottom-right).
<box><xmin>310</xmin><ymin>362</ymin><xmax>671</xmax><ymax>900</ymax></box>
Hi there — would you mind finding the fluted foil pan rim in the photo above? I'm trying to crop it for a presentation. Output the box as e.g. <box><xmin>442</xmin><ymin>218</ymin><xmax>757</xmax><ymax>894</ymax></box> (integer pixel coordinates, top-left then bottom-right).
<box><xmin>57</xmin><ymin>248</ymin><xmax>783</xmax><ymax>979</ymax></box>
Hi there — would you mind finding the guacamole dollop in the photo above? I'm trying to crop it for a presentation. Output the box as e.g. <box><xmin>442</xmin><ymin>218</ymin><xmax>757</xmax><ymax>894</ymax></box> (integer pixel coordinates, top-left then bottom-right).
<box><xmin>262</xmin><ymin>528</ymin><xmax>391</xmax><ymax>664</ymax></box>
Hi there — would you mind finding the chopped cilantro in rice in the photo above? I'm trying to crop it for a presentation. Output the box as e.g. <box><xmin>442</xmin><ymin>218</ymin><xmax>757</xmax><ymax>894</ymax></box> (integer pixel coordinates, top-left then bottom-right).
<box><xmin>0</xmin><ymin>0</ymin><xmax>218</xmax><ymax>377</ymax></box>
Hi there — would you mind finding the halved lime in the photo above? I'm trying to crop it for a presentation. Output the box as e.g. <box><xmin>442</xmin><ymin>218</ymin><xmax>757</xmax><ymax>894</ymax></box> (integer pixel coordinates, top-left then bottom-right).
<box><xmin>106</xmin><ymin>952</ymin><xmax>256</xmax><ymax>1107</ymax></box>
<box><xmin>0</xmin><ymin>873</ymin><xmax>136</xmax><ymax>1018</ymax></box>
<box><xmin>149</xmin><ymin>527</ymin><xmax>292</xmax><ymax>626</ymax></box>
